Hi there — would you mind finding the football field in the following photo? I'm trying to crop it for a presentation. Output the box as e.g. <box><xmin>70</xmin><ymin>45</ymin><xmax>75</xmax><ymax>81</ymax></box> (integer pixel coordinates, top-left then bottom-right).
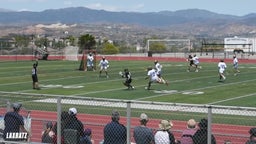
<box><xmin>0</xmin><ymin>58</ymin><xmax>256</xmax><ymax>107</ymax></box>
<box><xmin>1</xmin><ymin>57</ymin><xmax>256</xmax><ymax>143</ymax></box>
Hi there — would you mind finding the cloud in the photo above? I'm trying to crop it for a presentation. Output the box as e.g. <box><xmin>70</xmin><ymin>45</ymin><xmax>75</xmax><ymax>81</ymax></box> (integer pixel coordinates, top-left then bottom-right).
<box><xmin>85</xmin><ymin>2</ymin><xmax>146</xmax><ymax>12</ymax></box>
<box><xmin>132</xmin><ymin>3</ymin><xmax>145</xmax><ymax>11</ymax></box>
<box><xmin>85</xmin><ymin>3</ymin><xmax>119</xmax><ymax>11</ymax></box>
<box><xmin>64</xmin><ymin>0</ymin><xmax>73</xmax><ymax>6</ymax></box>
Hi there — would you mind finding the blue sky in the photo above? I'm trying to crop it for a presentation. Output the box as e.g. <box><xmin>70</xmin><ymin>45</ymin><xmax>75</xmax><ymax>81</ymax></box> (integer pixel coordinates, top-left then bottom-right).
<box><xmin>1</xmin><ymin>0</ymin><xmax>255</xmax><ymax>16</ymax></box>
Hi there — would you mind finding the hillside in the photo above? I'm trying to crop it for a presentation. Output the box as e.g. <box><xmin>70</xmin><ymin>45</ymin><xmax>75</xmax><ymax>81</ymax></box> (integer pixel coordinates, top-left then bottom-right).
<box><xmin>0</xmin><ymin>7</ymin><xmax>256</xmax><ymax>37</ymax></box>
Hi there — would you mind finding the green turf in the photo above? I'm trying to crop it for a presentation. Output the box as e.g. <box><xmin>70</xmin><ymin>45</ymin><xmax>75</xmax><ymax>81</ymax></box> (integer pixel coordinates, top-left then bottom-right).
<box><xmin>0</xmin><ymin>60</ymin><xmax>256</xmax><ymax>107</ymax></box>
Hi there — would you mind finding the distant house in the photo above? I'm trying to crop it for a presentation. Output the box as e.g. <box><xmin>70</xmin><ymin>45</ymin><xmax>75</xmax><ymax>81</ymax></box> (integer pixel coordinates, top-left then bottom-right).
<box><xmin>224</xmin><ymin>36</ymin><xmax>256</xmax><ymax>54</ymax></box>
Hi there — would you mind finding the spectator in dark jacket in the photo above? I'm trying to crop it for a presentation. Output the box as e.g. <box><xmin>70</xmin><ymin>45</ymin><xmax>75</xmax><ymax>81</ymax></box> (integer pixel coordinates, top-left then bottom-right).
<box><xmin>64</xmin><ymin>107</ymin><xmax>84</xmax><ymax>136</ymax></box>
<box><xmin>103</xmin><ymin>110</ymin><xmax>127</xmax><ymax>144</ymax></box>
<box><xmin>3</xmin><ymin>103</ymin><xmax>29</xmax><ymax>141</ymax></box>
<box><xmin>192</xmin><ymin>118</ymin><xmax>216</xmax><ymax>144</ymax></box>
<box><xmin>246</xmin><ymin>127</ymin><xmax>256</xmax><ymax>144</ymax></box>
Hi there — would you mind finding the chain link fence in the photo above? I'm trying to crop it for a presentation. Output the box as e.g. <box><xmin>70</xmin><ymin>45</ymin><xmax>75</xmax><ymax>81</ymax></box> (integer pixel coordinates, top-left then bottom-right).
<box><xmin>0</xmin><ymin>92</ymin><xmax>255</xmax><ymax>144</ymax></box>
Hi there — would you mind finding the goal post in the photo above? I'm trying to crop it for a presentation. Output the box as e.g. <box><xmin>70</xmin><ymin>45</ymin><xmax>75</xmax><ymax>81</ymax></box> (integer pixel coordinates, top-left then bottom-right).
<box><xmin>147</xmin><ymin>39</ymin><xmax>191</xmax><ymax>54</ymax></box>
<box><xmin>64</xmin><ymin>46</ymin><xmax>79</xmax><ymax>61</ymax></box>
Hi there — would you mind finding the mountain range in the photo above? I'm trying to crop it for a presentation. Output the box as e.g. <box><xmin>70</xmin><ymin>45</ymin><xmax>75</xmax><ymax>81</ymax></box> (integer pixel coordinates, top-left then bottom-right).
<box><xmin>0</xmin><ymin>7</ymin><xmax>256</xmax><ymax>37</ymax></box>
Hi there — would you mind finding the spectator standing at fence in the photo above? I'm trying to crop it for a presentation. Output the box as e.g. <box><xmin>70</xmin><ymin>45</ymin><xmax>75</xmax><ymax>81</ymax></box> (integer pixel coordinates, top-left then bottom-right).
<box><xmin>41</xmin><ymin>121</ymin><xmax>54</xmax><ymax>143</ymax></box>
<box><xmin>64</xmin><ymin>107</ymin><xmax>84</xmax><ymax>136</ymax></box>
<box><xmin>233</xmin><ymin>55</ymin><xmax>240</xmax><ymax>76</ymax></box>
<box><xmin>32</xmin><ymin>59</ymin><xmax>40</xmax><ymax>90</ymax></box>
<box><xmin>218</xmin><ymin>59</ymin><xmax>227</xmax><ymax>82</ymax></box>
<box><xmin>133</xmin><ymin>113</ymin><xmax>154</xmax><ymax>144</ymax></box>
<box><xmin>180</xmin><ymin>119</ymin><xmax>197</xmax><ymax>144</ymax></box>
<box><xmin>154</xmin><ymin>119</ymin><xmax>177</xmax><ymax>144</ymax></box>
<box><xmin>99</xmin><ymin>56</ymin><xmax>109</xmax><ymax>78</ymax></box>
<box><xmin>246</xmin><ymin>127</ymin><xmax>256</xmax><ymax>144</ymax></box>
<box><xmin>80</xmin><ymin>128</ymin><xmax>94</xmax><ymax>144</ymax></box>
<box><xmin>3</xmin><ymin>103</ymin><xmax>30</xmax><ymax>141</ymax></box>
<box><xmin>192</xmin><ymin>118</ymin><xmax>216</xmax><ymax>144</ymax></box>
<box><xmin>103</xmin><ymin>110</ymin><xmax>127</xmax><ymax>144</ymax></box>
<box><xmin>52</xmin><ymin>111</ymin><xmax>70</xmax><ymax>144</ymax></box>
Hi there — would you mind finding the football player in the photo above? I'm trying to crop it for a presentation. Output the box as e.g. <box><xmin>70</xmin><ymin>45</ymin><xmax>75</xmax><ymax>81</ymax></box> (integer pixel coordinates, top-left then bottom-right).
<box><xmin>145</xmin><ymin>66</ymin><xmax>168</xmax><ymax>90</ymax></box>
<box><xmin>99</xmin><ymin>56</ymin><xmax>109</xmax><ymax>78</ymax></box>
<box><xmin>120</xmin><ymin>69</ymin><xmax>134</xmax><ymax>90</ymax></box>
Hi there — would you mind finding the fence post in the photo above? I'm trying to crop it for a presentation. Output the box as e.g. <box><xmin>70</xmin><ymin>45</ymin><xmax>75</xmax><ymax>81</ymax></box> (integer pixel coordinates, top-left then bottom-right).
<box><xmin>57</xmin><ymin>96</ymin><xmax>62</xmax><ymax>144</ymax></box>
<box><xmin>126</xmin><ymin>101</ymin><xmax>131</xmax><ymax>144</ymax></box>
<box><xmin>6</xmin><ymin>100</ymin><xmax>11</xmax><ymax>112</ymax></box>
<box><xmin>207</xmin><ymin>105</ymin><xmax>212</xmax><ymax>144</ymax></box>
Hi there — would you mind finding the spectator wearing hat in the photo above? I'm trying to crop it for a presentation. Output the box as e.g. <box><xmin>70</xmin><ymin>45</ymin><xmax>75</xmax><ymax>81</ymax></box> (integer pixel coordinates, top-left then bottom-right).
<box><xmin>3</xmin><ymin>103</ymin><xmax>29</xmax><ymax>141</ymax></box>
<box><xmin>133</xmin><ymin>113</ymin><xmax>154</xmax><ymax>144</ymax></box>
<box><xmin>246</xmin><ymin>127</ymin><xmax>256</xmax><ymax>144</ymax></box>
<box><xmin>103</xmin><ymin>110</ymin><xmax>127</xmax><ymax>144</ymax></box>
<box><xmin>41</xmin><ymin>121</ymin><xmax>54</xmax><ymax>143</ymax></box>
<box><xmin>180</xmin><ymin>119</ymin><xmax>198</xmax><ymax>144</ymax></box>
<box><xmin>63</xmin><ymin>107</ymin><xmax>84</xmax><ymax>141</ymax></box>
<box><xmin>154</xmin><ymin>119</ymin><xmax>176</xmax><ymax>144</ymax></box>
<box><xmin>192</xmin><ymin>118</ymin><xmax>216</xmax><ymax>144</ymax></box>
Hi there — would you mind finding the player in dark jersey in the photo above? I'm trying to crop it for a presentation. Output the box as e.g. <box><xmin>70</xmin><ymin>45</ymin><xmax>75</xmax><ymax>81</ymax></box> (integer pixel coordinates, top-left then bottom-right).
<box><xmin>32</xmin><ymin>59</ymin><xmax>40</xmax><ymax>90</ymax></box>
<box><xmin>187</xmin><ymin>54</ymin><xmax>194</xmax><ymax>72</ymax></box>
<box><xmin>120</xmin><ymin>69</ymin><xmax>134</xmax><ymax>90</ymax></box>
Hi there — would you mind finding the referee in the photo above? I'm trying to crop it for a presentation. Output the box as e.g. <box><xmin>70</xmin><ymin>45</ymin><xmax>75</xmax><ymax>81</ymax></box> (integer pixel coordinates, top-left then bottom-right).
<box><xmin>32</xmin><ymin>59</ymin><xmax>40</xmax><ymax>90</ymax></box>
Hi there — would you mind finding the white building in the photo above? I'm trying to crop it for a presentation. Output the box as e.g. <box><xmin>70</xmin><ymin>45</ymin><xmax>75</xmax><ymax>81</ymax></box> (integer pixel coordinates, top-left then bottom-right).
<box><xmin>224</xmin><ymin>36</ymin><xmax>256</xmax><ymax>54</ymax></box>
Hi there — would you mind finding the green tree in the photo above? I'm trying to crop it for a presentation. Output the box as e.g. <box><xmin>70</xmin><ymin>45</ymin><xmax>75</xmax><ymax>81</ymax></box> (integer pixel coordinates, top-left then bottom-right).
<box><xmin>102</xmin><ymin>42</ymin><xmax>119</xmax><ymax>54</ymax></box>
<box><xmin>149</xmin><ymin>42</ymin><xmax>166</xmax><ymax>53</ymax></box>
<box><xmin>14</xmin><ymin>35</ymin><xmax>30</xmax><ymax>48</ymax></box>
<box><xmin>34</xmin><ymin>37</ymin><xmax>48</xmax><ymax>48</ymax></box>
<box><xmin>66</xmin><ymin>35</ymin><xmax>76</xmax><ymax>46</ymax></box>
<box><xmin>78</xmin><ymin>34</ymin><xmax>96</xmax><ymax>53</ymax></box>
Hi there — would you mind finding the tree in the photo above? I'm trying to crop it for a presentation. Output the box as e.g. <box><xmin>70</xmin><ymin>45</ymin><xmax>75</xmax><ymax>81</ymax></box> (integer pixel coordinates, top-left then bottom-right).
<box><xmin>78</xmin><ymin>34</ymin><xmax>96</xmax><ymax>53</ymax></box>
<box><xmin>149</xmin><ymin>42</ymin><xmax>166</xmax><ymax>53</ymax></box>
<box><xmin>102</xmin><ymin>42</ymin><xmax>119</xmax><ymax>54</ymax></box>
<box><xmin>14</xmin><ymin>35</ymin><xmax>30</xmax><ymax>48</ymax></box>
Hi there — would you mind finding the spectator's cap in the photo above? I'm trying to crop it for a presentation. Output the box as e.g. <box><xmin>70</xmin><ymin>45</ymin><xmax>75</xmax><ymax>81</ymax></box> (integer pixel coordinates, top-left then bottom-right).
<box><xmin>111</xmin><ymin>110</ymin><xmax>120</xmax><ymax>119</ymax></box>
<box><xmin>84</xmin><ymin>128</ymin><xmax>92</xmax><ymax>136</ymax></box>
<box><xmin>140</xmin><ymin>113</ymin><xmax>148</xmax><ymax>121</ymax></box>
<box><xmin>198</xmin><ymin>118</ymin><xmax>208</xmax><ymax>129</ymax></box>
<box><xmin>159</xmin><ymin>120</ymin><xmax>173</xmax><ymax>130</ymax></box>
<box><xmin>12</xmin><ymin>103</ymin><xmax>22</xmax><ymax>110</ymax></box>
<box><xmin>46</xmin><ymin>121</ymin><xmax>53</xmax><ymax>129</ymax></box>
<box><xmin>249</xmin><ymin>128</ymin><xmax>256</xmax><ymax>136</ymax></box>
<box><xmin>187</xmin><ymin>119</ymin><xmax>196</xmax><ymax>128</ymax></box>
<box><xmin>68</xmin><ymin>107</ymin><xmax>77</xmax><ymax>115</ymax></box>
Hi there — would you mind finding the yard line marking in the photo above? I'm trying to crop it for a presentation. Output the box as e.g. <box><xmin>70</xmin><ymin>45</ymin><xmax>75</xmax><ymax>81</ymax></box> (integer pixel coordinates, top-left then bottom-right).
<box><xmin>135</xmin><ymin>78</ymin><xmax>256</xmax><ymax>100</ymax></box>
<box><xmin>208</xmin><ymin>93</ymin><xmax>256</xmax><ymax>105</ymax></box>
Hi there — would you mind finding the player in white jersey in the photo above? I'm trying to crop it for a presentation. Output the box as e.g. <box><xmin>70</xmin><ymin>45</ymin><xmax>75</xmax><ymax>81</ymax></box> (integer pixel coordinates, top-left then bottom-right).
<box><xmin>87</xmin><ymin>53</ymin><xmax>94</xmax><ymax>71</ymax></box>
<box><xmin>218</xmin><ymin>59</ymin><xmax>227</xmax><ymax>81</ymax></box>
<box><xmin>154</xmin><ymin>60</ymin><xmax>168</xmax><ymax>85</ymax></box>
<box><xmin>98</xmin><ymin>56</ymin><xmax>109</xmax><ymax>78</ymax></box>
<box><xmin>145</xmin><ymin>67</ymin><xmax>168</xmax><ymax>90</ymax></box>
<box><xmin>192</xmin><ymin>54</ymin><xmax>201</xmax><ymax>72</ymax></box>
<box><xmin>233</xmin><ymin>55</ymin><xmax>240</xmax><ymax>76</ymax></box>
